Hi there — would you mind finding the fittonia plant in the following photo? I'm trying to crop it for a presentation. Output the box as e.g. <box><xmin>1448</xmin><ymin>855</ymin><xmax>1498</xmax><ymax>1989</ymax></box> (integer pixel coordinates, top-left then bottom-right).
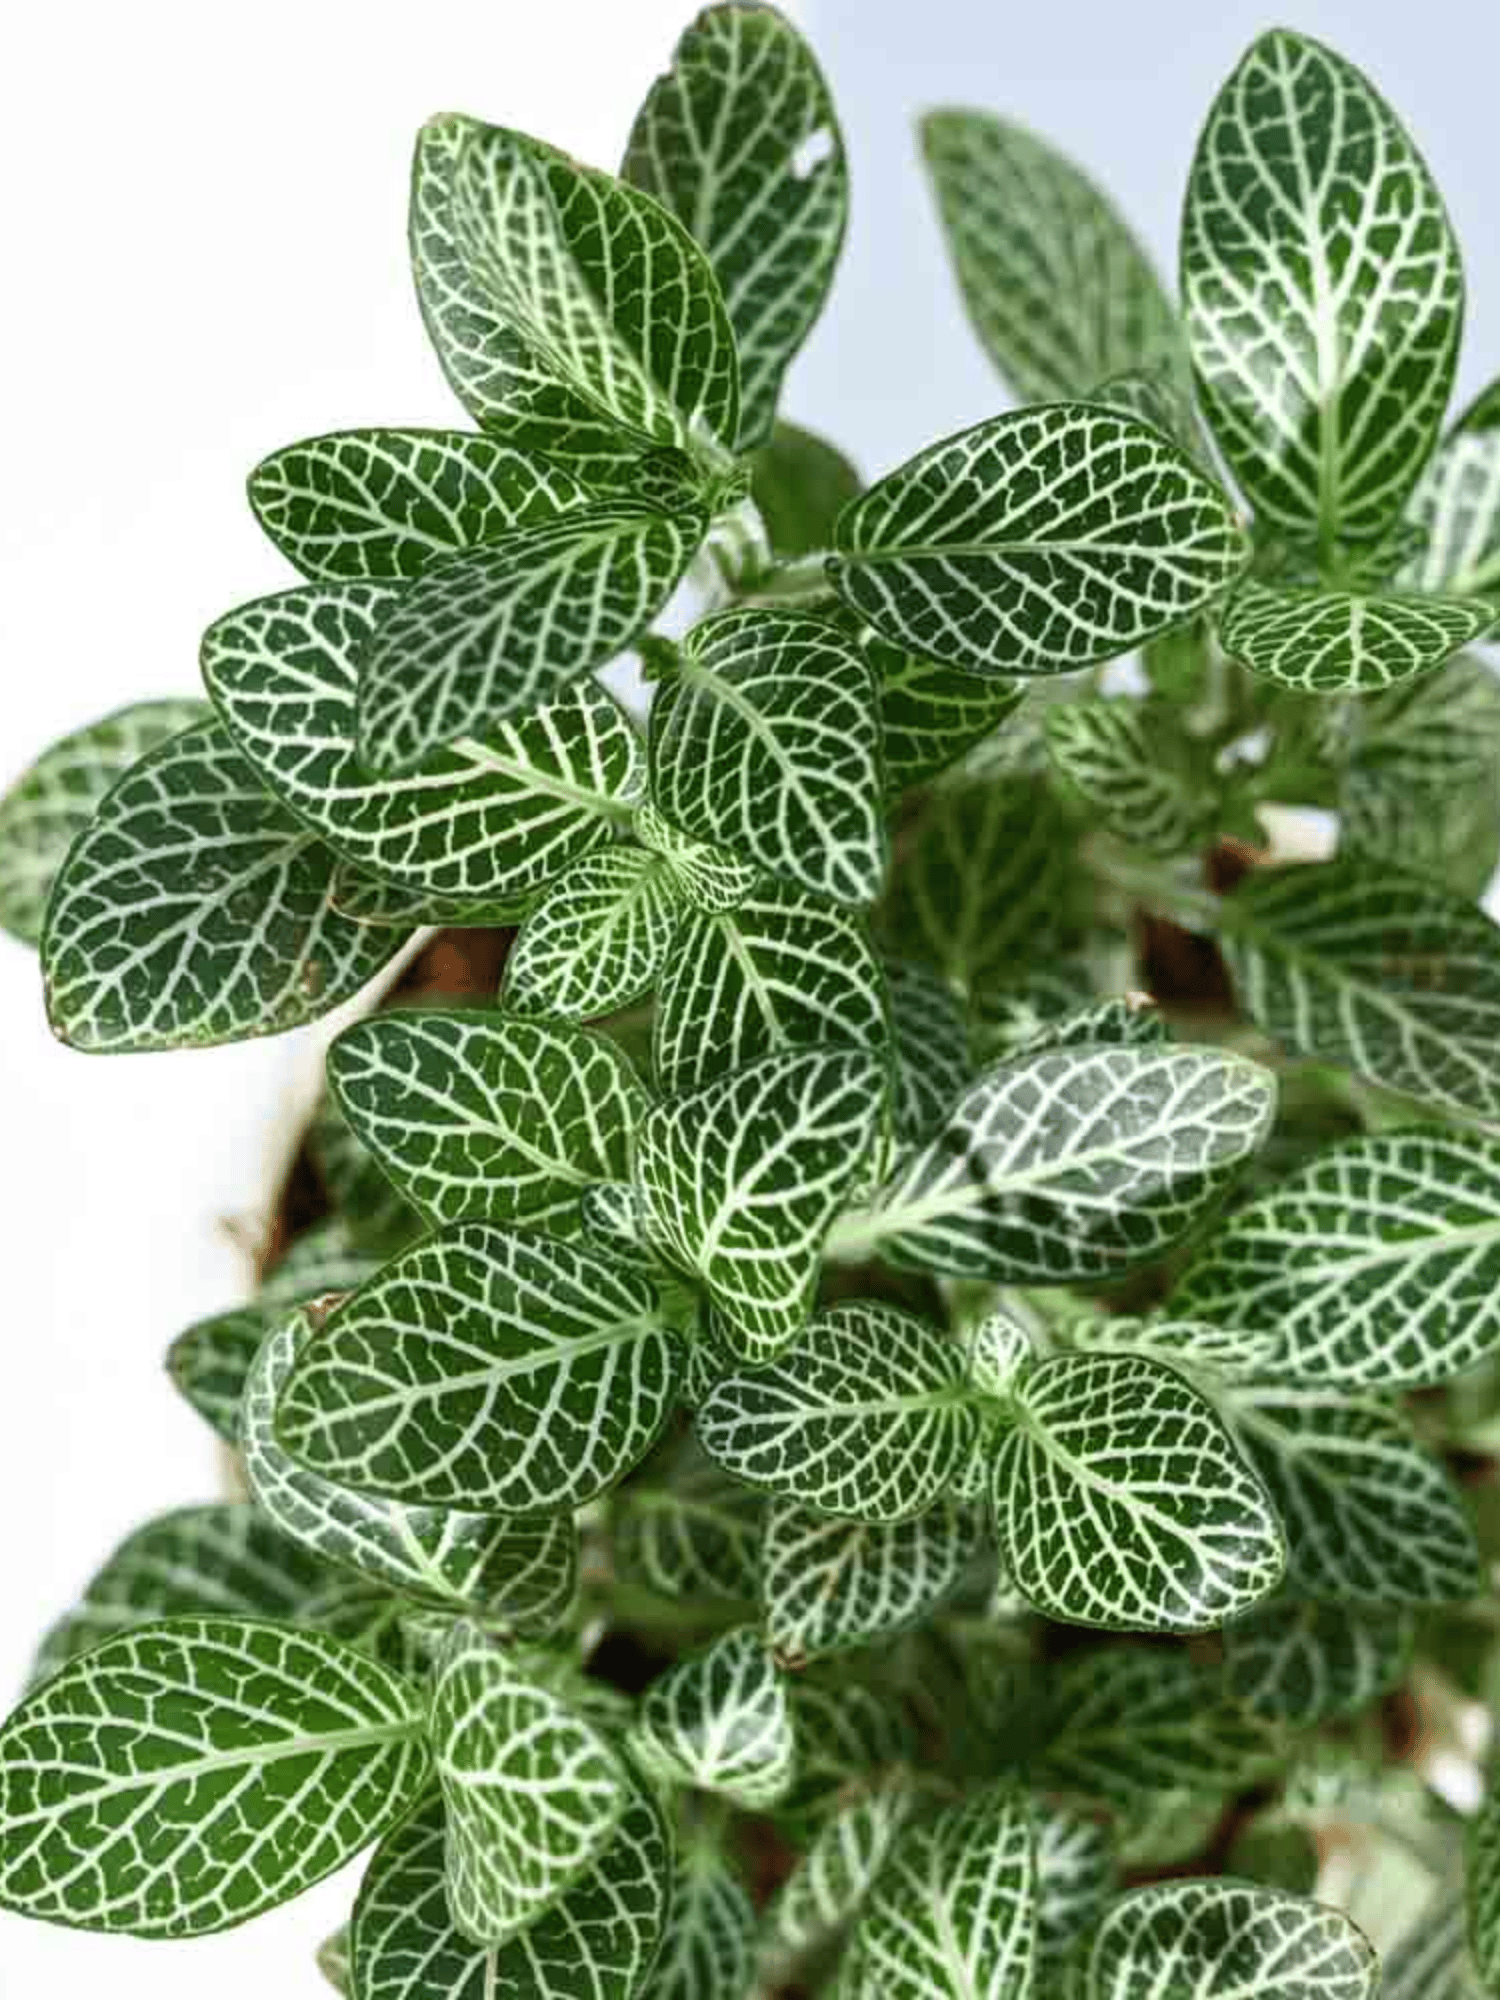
<box><xmin>8</xmin><ymin>10</ymin><xmax>1500</xmax><ymax>1996</ymax></box>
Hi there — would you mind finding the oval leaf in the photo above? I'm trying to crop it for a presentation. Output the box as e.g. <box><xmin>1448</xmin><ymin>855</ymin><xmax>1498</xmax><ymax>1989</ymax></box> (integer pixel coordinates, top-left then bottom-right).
<box><xmin>504</xmin><ymin>846</ymin><xmax>682</xmax><ymax>1020</ymax></box>
<box><xmin>761</xmin><ymin>1497</ymin><xmax>979</xmax><ymax>1665</ymax></box>
<box><xmin>1220</xmin><ymin>580</ymin><xmax>1490</xmax><ymax>695</ymax></box>
<box><xmin>630</xmin><ymin>1624</ymin><xmax>795</xmax><ymax>1810</ymax></box>
<box><xmin>1224</xmin><ymin>1600</ymin><xmax>1413</xmax><ymax>1726</ymax></box>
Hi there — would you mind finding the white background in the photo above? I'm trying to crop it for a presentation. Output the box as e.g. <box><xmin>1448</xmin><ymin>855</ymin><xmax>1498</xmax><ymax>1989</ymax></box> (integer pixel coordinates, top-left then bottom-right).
<box><xmin>0</xmin><ymin>1</ymin><xmax>1496</xmax><ymax>1991</ymax></box>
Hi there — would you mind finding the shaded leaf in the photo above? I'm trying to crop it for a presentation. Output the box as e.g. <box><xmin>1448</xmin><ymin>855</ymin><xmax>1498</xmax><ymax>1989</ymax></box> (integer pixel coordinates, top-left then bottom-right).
<box><xmin>761</xmin><ymin>1497</ymin><xmax>979</xmax><ymax>1664</ymax></box>
<box><xmin>872</xmin><ymin>640</ymin><xmax>1025</xmax><ymax>796</ymax></box>
<box><xmin>1045</xmin><ymin>698</ymin><xmax>1218</xmax><ymax>854</ymax></box>
<box><xmin>1401</xmin><ymin>379</ymin><xmax>1500</xmax><ymax>596</ymax></box>
<box><xmin>885</xmin><ymin>959</ymin><xmax>972</xmax><ymax>1143</ymax></box>
<box><xmin>631</xmin><ymin>1624</ymin><xmax>795</xmax><ymax>1809</ymax></box>
<box><xmin>1224</xmin><ymin>1600</ymin><xmax>1414</xmax><ymax>1725</ymax></box>
<box><xmin>641</xmin><ymin>1844</ymin><xmax>755</xmax><ymax>2000</ymax></box>
<box><xmin>751</xmin><ymin>421</ymin><xmax>862</xmax><ymax>558</ymax></box>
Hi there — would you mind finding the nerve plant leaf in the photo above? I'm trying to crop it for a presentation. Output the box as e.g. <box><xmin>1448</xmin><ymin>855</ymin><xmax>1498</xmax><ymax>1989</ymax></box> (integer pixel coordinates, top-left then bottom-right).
<box><xmin>885</xmin><ymin>959</ymin><xmax>972</xmax><ymax>1143</ymax></box>
<box><xmin>612</xmin><ymin>1446</ymin><xmax>763</xmax><ymax>1606</ymax></box>
<box><xmin>327</xmin><ymin>1011</ymin><xmax>648</xmax><ymax>1230</ymax></box>
<box><xmin>276</xmin><ymin>1227</ymin><xmax>682</xmax><ymax>1512</ymax></box>
<box><xmin>503</xmin><ymin>847</ymin><xmax>682</xmax><ymax>1020</ymax></box>
<box><xmin>640</xmin><ymin>1844</ymin><xmax>756</xmax><ymax>2000</ymax></box>
<box><xmin>1224</xmin><ymin>1600</ymin><xmax>1414</xmax><ymax>1726</ymax></box>
<box><xmin>1034</xmin><ymin>1802</ymin><xmax>1115</xmax><ymax>1972</ymax></box>
<box><xmin>633</xmin><ymin>797</ymin><xmax>760</xmax><ymax>913</ymax></box>
<box><xmin>1074</xmin><ymin>1879</ymin><xmax>1378</xmax><ymax>2000</ymax></box>
<box><xmin>630</xmin><ymin>1624</ymin><xmax>795</xmax><ymax>1809</ymax></box>
<box><xmin>827</xmin><ymin>404</ymin><xmax>1248</xmax><ymax>679</ymax></box>
<box><xmin>0</xmin><ymin>699</ymin><xmax>208</xmax><ymax>946</ymax></box>
<box><xmin>1182</xmin><ymin>28</ymin><xmax>1462</xmax><ymax>547</ymax></box>
<box><xmin>0</xmin><ymin>1618</ymin><xmax>428</xmax><ymax>1936</ymax></box>
<box><xmin>432</xmin><ymin>1622</ymin><xmax>628</xmax><ymax>1945</ymax></box>
<box><xmin>764</xmin><ymin>1775</ymin><xmax>915</xmax><ymax>1957</ymax></box>
<box><xmin>695</xmin><ymin>1301</ymin><xmax>977</xmax><ymax>1521</ymax></box>
<box><xmin>1401</xmin><ymin>379</ymin><xmax>1500</xmax><ymax>596</ymax></box>
<box><xmin>871</xmin><ymin>640</ymin><xmax>1024</xmax><ymax>796</ymax></box>
<box><xmin>760</xmin><ymin>1497</ymin><xmax>979</xmax><ymax>1664</ymax></box>
<box><xmin>751</xmin><ymin>422</ymin><xmax>863</xmax><ymax>559</ymax></box>
<box><xmin>1470</xmin><ymin>1787</ymin><xmax>1500</xmax><ymax>1996</ymax></box>
<box><xmin>1045</xmin><ymin>697</ymin><xmax>1218</xmax><ymax>854</ymax></box>
<box><xmin>623</xmin><ymin>2</ymin><xmax>847</xmax><ymax>449</ymax></box>
<box><xmin>649</xmin><ymin>606</ymin><xmax>886</xmax><ymax>907</ymax></box>
<box><xmin>168</xmin><ymin>1305</ymin><xmax>282</xmax><ymax>1443</ymax></box>
<box><xmin>41</xmin><ymin>718</ymin><xmax>406</xmax><ymax>1052</ymax></box>
<box><xmin>634</xmin><ymin>1046</ymin><xmax>885</xmax><ymax>1360</ymax></box>
<box><xmin>993</xmin><ymin>1351</ymin><xmax>1284</xmax><ymax>1631</ymax></box>
<box><xmin>1218</xmin><ymin>580</ymin><xmax>1490</xmax><ymax>695</ymax></box>
<box><xmin>922</xmin><ymin>109</ymin><xmax>1178</xmax><ymax>402</ymax></box>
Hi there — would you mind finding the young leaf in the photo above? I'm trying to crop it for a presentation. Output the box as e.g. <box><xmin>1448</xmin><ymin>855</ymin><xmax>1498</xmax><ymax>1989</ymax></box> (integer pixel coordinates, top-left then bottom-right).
<box><xmin>649</xmin><ymin>606</ymin><xmax>886</xmax><ymax>907</ymax></box>
<box><xmin>1223</xmin><ymin>1600</ymin><xmax>1414</xmax><ymax>1726</ymax></box>
<box><xmin>886</xmin><ymin>959</ymin><xmax>972</xmax><ymax>1142</ymax></box>
<box><xmin>872</xmin><ymin>641</ymin><xmax>1024</xmax><ymax>796</ymax></box>
<box><xmin>641</xmin><ymin>1844</ymin><xmax>756</xmax><ymax>2000</ymax></box>
<box><xmin>651</xmin><ymin>883</ymin><xmax>888</xmax><ymax>1096</ymax></box>
<box><xmin>1218</xmin><ymin>580</ymin><xmax>1490</xmax><ymax>695</ymax></box>
<box><xmin>833</xmin><ymin>1044</ymin><xmax>1275</xmax><ymax>1281</ymax></box>
<box><xmin>317</xmin><ymin>1926</ymin><xmax>351</xmax><ymax>1995</ymax></box>
<box><xmin>1045</xmin><ymin>698</ymin><xmax>1218</xmax><ymax>854</ymax></box>
<box><xmin>760</xmin><ymin>1497</ymin><xmax>979</xmax><ymax>1665</ymax></box>
<box><xmin>634</xmin><ymin>1046</ymin><xmax>885</xmax><ymax>1361</ymax></box>
<box><xmin>0</xmin><ymin>1618</ymin><xmax>428</xmax><ymax>1936</ymax></box>
<box><xmin>41</xmin><ymin>718</ymin><xmax>405</xmax><ymax>1052</ymax></box>
<box><xmin>1074</xmin><ymin>1879</ymin><xmax>1378</xmax><ymax>2000</ymax></box>
<box><xmin>1182</xmin><ymin>28</ymin><xmax>1462</xmax><ymax>546</ymax></box>
<box><xmin>244</xmin><ymin>1312</ymin><xmax>577</xmax><ymax>1625</ymax></box>
<box><xmin>630</xmin><ymin>1623</ymin><xmax>795</xmax><ymax>1809</ymax></box>
<box><xmin>503</xmin><ymin>847</ymin><xmax>682</xmax><ymax>1019</ymax></box>
<box><xmin>0</xmin><ymin>699</ymin><xmax>207</xmax><ymax>946</ymax></box>
<box><xmin>633</xmin><ymin>797</ymin><xmax>760</xmax><ymax>913</ymax></box>
<box><xmin>993</xmin><ymin>1351</ymin><xmax>1284</xmax><ymax>1631</ymax></box>
<box><xmin>1221</xmin><ymin>858</ymin><xmax>1500</xmax><ymax>1119</ymax></box>
<box><xmin>751</xmin><ymin>422</ymin><xmax>862</xmax><ymax>559</ymax></box>
<box><xmin>327</xmin><ymin>1011</ymin><xmax>649</xmax><ymax>1230</ymax></box>
<box><xmin>1173</xmin><ymin>1128</ymin><xmax>1500</xmax><ymax>1389</ymax></box>
<box><xmin>623</xmin><ymin>4</ymin><xmax>846</xmax><ymax>449</ymax></box>
<box><xmin>1065</xmin><ymin>1313</ymin><xmax>1278</xmax><ymax>1384</ymax></box>
<box><xmin>695</xmin><ymin>1301</ymin><xmax>977</xmax><ymax>1521</ymax></box>
<box><xmin>277</xmin><ymin>1226</ymin><xmax>681</xmax><ymax>1512</ymax></box>
<box><xmin>921</xmin><ymin>110</ymin><xmax>1178</xmax><ymax>402</ymax></box>
<box><xmin>827</xmin><ymin>404</ymin><xmax>1248</xmax><ymax>678</ymax></box>
<box><xmin>431</xmin><ymin>1622</ymin><xmax>627</xmax><ymax>1945</ymax></box>
<box><xmin>1401</xmin><ymin>379</ymin><xmax>1500</xmax><ymax>596</ymax></box>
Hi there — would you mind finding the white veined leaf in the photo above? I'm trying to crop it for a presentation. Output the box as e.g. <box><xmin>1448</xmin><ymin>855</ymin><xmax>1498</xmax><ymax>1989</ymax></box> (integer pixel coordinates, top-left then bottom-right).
<box><xmin>1382</xmin><ymin>1896</ymin><xmax>1480</xmax><ymax>2000</ymax></box>
<box><xmin>431</xmin><ymin>1622</ymin><xmax>628</xmax><ymax>1946</ymax></box>
<box><xmin>613</xmin><ymin>1448</ymin><xmax>763</xmax><ymax>1607</ymax></box>
<box><xmin>1218</xmin><ymin>579</ymin><xmax>1491</xmax><ymax>695</ymax></box>
<box><xmin>168</xmin><ymin>1305</ymin><xmax>282</xmax><ymax>1443</ymax></box>
<box><xmin>1224</xmin><ymin>1599</ymin><xmax>1414</xmax><ymax>1726</ymax></box>
<box><xmin>993</xmin><ymin>1350</ymin><xmax>1284</xmax><ymax>1631</ymax></box>
<box><xmin>623</xmin><ymin>3</ymin><xmax>846</xmax><ymax>450</ymax></box>
<box><xmin>0</xmin><ymin>1617</ymin><xmax>429</xmax><ymax>1936</ymax></box>
<box><xmin>355</xmin><ymin>504</ymin><xmax>700</xmax><ymax>775</ymax></box>
<box><xmin>451</xmin><ymin>121</ymin><xmax>740</xmax><ymax>463</ymax></box>
<box><xmin>40</xmin><ymin>718</ymin><xmax>406</xmax><ymax>1052</ymax></box>
<box><xmin>633</xmin><ymin>796</ymin><xmax>760</xmax><ymax>913</ymax></box>
<box><xmin>1064</xmin><ymin>1313</ymin><xmax>1278</xmax><ymax>1383</ymax></box>
<box><xmin>243</xmin><ymin>1312</ymin><xmax>577</xmax><ymax>1625</ymax></box>
<box><xmin>966</xmin><ymin>1309</ymin><xmax>1036</xmax><ymax>1402</ymax></box>
<box><xmin>1340</xmin><ymin>760</ymin><xmax>1500</xmax><ymax>904</ymax></box>
<box><xmin>886</xmin><ymin>959</ymin><xmax>973</xmax><ymax>1144</ymax></box>
<box><xmin>1182</xmin><ymin>28</ymin><xmax>1462</xmax><ymax>547</ymax></box>
<box><xmin>1470</xmin><ymin>1793</ymin><xmax>1500</xmax><ymax>1998</ymax></box>
<box><xmin>1075</xmin><ymin>1878</ymin><xmax>1378</xmax><ymax>2000</ymax></box>
<box><xmin>778</xmin><ymin>1682</ymin><xmax>915</xmax><ymax>1836</ymax></box>
<box><xmin>275</xmin><ymin>1224</ymin><xmax>682</xmax><ymax>1512</ymax></box>
<box><xmin>1347</xmin><ymin>654</ymin><xmax>1500</xmax><ymax>791</ymax></box>
<box><xmin>1219</xmin><ymin>1378</ymin><xmax>1480</xmax><ymax>1605</ymax></box>
<box><xmin>921</xmin><ymin>110</ymin><xmax>1178</xmax><ymax>403</ymax></box>
<box><xmin>1045</xmin><ymin>698</ymin><xmax>1219</xmax><ymax>855</ymax></box>
<box><xmin>763</xmin><ymin>1776</ymin><xmax>915</xmax><ymax>1962</ymax></box>
<box><xmin>258</xmin><ymin>1215</ymin><xmax>387</xmax><ymax>1308</ymax></box>
<box><xmin>760</xmin><ymin>1497</ymin><xmax>979</xmax><ymax>1665</ymax></box>
<box><xmin>989</xmin><ymin>993</ymin><xmax>1168</xmax><ymax>1064</ymax></box>
<box><xmin>831</xmin><ymin>1043</ymin><xmax>1276</xmax><ymax>1281</ymax></box>
<box><xmin>1088</xmin><ymin>362</ymin><xmax>1209</xmax><ymax>458</ymax></box>
<box><xmin>1401</xmin><ymin>379</ymin><xmax>1500</xmax><ymax>596</ymax></box>
<box><xmin>503</xmin><ymin>846</ymin><xmax>683</xmax><ymax>1020</ymax></box>
<box><xmin>1221</xmin><ymin>858</ymin><xmax>1500</xmax><ymax>1119</ymax></box>
<box><xmin>640</xmin><ymin>1842</ymin><xmax>756</xmax><ymax>2000</ymax></box>
<box><xmin>695</xmin><ymin>1300</ymin><xmax>977</xmax><ymax>1522</ymax></box>
<box><xmin>327</xmin><ymin>1010</ymin><xmax>649</xmax><ymax>1231</ymax></box>
<box><xmin>246</xmin><ymin>427</ymin><xmax>589</xmax><ymax>581</ymax></box>
<box><xmin>1173</xmin><ymin>1128</ymin><xmax>1500</xmax><ymax>1390</ymax></box>
<box><xmin>352</xmin><ymin>1783</ymin><xmax>673</xmax><ymax>2000</ymax></box>
<box><xmin>307</xmin><ymin>1090</ymin><xmax>424</xmax><ymax>1255</ymax></box>
<box><xmin>838</xmin><ymin>1782</ymin><xmax>1037</xmax><ymax>2000</ymax></box>
<box><xmin>0</xmin><ymin>699</ymin><xmax>208</xmax><ymax>946</ymax></box>
<box><xmin>1034</xmin><ymin>1800</ymin><xmax>1114</xmax><ymax>1972</ymax></box>
<box><xmin>649</xmin><ymin>606</ymin><xmax>886</xmax><ymax>908</ymax></box>
<box><xmin>828</xmin><ymin>403</ymin><xmax>1248</xmax><ymax>678</ymax></box>
<box><xmin>872</xmin><ymin>639</ymin><xmax>1025</xmax><ymax>796</ymax></box>
<box><xmin>316</xmin><ymin>1925</ymin><xmax>351</xmax><ymax>1994</ymax></box>
<box><xmin>579</xmin><ymin>1177</ymin><xmax>663</xmax><ymax>1275</ymax></box>
<box><xmin>633</xmin><ymin>1046</ymin><xmax>885</xmax><ymax>1362</ymax></box>
<box><xmin>652</xmin><ymin>882</ymin><xmax>888</xmax><ymax>1096</ymax></box>
<box><xmin>629</xmin><ymin>1623</ymin><xmax>795</xmax><ymax>1810</ymax></box>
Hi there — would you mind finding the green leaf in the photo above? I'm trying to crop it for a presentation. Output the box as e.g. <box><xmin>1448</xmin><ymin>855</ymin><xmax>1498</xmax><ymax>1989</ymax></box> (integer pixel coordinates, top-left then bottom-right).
<box><xmin>1182</xmin><ymin>28</ymin><xmax>1462</xmax><ymax>547</ymax></box>
<box><xmin>885</xmin><ymin>959</ymin><xmax>972</xmax><ymax>1143</ymax></box>
<box><xmin>328</xmin><ymin>1011</ymin><xmax>648</xmax><ymax>1230</ymax></box>
<box><xmin>634</xmin><ymin>1046</ymin><xmax>884</xmax><ymax>1361</ymax></box>
<box><xmin>305</xmin><ymin>1099</ymin><xmax>421</xmax><ymax>1255</ymax></box>
<box><xmin>1173</xmin><ymin>1128</ymin><xmax>1500</xmax><ymax>1389</ymax></box>
<box><xmin>778</xmin><ymin>1682</ymin><xmax>913</xmax><ymax>1834</ymax></box>
<box><xmin>838</xmin><ymin>1782</ymin><xmax>1036</xmax><ymax>2000</ymax></box>
<box><xmin>760</xmin><ymin>1497</ymin><xmax>979</xmax><ymax>1665</ymax></box>
<box><xmin>1470</xmin><ymin>1789</ymin><xmax>1500</xmax><ymax>1996</ymax></box>
<box><xmin>278</xmin><ymin>1228</ymin><xmax>679</xmax><ymax>1511</ymax></box>
<box><xmin>1401</xmin><ymin>380</ymin><xmax>1500</xmax><ymax>595</ymax></box>
<box><xmin>623</xmin><ymin>5</ymin><xmax>846</xmax><ymax>449</ymax></box>
<box><xmin>833</xmin><ymin>1044</ymin><xmax>1275</xmax><ymax>1281</ymax></box>
<box><xmin>246</xmin><ymin>428</ymin><xmax>589</xmax><ymax>581</ymax></box>
<box><xmin>503</xmin><ymin>847</ymin><xmax>682</xmax><ymax>1019</ymax></box>
<box><xmin>259</xmin><ymin>1215</ymin><xmax>387</xmax><ymax>1309</ymax></box>
<box><xmin>764</xmin><ymin>1775</ymin><xmax>915</xmax><ymax>1958</ymax></box>
<box><xmin>1088</xmin><ymin>363</ymin><xmax>1208</xmax><ymax>458</ymax></box>
<box><xmin>1348</xmin><ymin>654</ymin><xmax>1500</xmax><ymax>790</ymax></box>
<box><xmin>652</xmin><ymin>882</ymin><xmax>887</xmax><ymax>1096</ymax></box>
<box><xmin>41</xmin><ymin>718</ymin><xmax>406</xmax><ymax>1052</ymax></box>
<box><xmin>1341</xmin><ymin>762</ymin><xmax>1500</xmax><ymax>903</ymax></box>
<box><xmin>1221</xmin><ymin>858</ymin><xmax>1500</xmax><ymax>1118</ymax></box>
<box><xmin>1045</xmin><ymin>697</ymin><xmax>1218</xmax><ymax>855</ymax></box>
<box><xmin>921</xmin><ymin>110</ymin><xmax>1177</xmax><ymax>402</ymax></box>
<box><xmin>167</xmin><ymin>1306</ymin><xmax>276</xmax><ymax>1443</ymax></box>
<box><xmin>431</xmin><ymin>1622</ymin><xmax>627</xmax><ymax>1945</ymax></box>
<box><xmin>1034</xmin><ymin>1801</ymin><xmax>1115</xmax><ymax>1973</ymax></box>
<box><xmin>649</xmin><ymin>606</ymin><xmax>886</xmax><ymax>907</ymax></box>
<box><xmin>1218</xmin><ymin>580</ymin><xmax>1490</xmax><ymax>695</ymax></box>
<box><xmin>1074</xmin><ymin>1879</ymin><xmax>1378</xmax><ymax>2000</ymax></box>
<box><xmin>1220</xmin><ymin>1379</ymin><xmax>1480</xmax><ymax>1604</ymax></box>
<box><xmin>1224</xmin><ymin>1600</ymin><xmax>1414</xmax><ymax>1725</ymax></box>
<box><xmin>751</xmin><ymin>422</ymin><xmax>862</xmax><ymax>559</ymax></box>
<box><xmin>633</xmin><ymin>796</ymin><xmax>760</xmax><ymax>913</ymax></box>
<box><xmin>993</xmin><ymin>1351</ymin><xmax>1284</xmax><ymax>1632</ymax></box>
<box><xmin>1065</xmin><ymin>1313</ymin><xmax>1278</xmax><ymax>1384</ymax></box>
<box><xmin>612</xmin><ymin>1446</ymin><xmax>762</xmax><ymax>1606</ymax></box>
<box><xmin>244</xmin><ymin>1312</ymin><xmax>577</xmax><ymax>1624</ymax></box>
<box><xmin>695</xmin><ymin>1301</ymin><xmax>976</xmax><ymax>1521</ymax></box>
<box><xmin>0</xmin><ymin>1617</ymin><xmax>428</xmax><ymax>1936</ymax></box>
<box><xmin>1382</xmin><ymin>1897</ymin><xmax>1478</xmax><ymax>2000</ymax></box>
<box><xmin>630</xmin><ymin>1623</ymin><xmax>794</xmax><ymax>1809</ymax></box>
<box><xmin>0</xmin><ymin>700</ymin><xmax>208</xmax><ymax>946</ymax></box>
<box><xmin>640</xmin><ymin>1844</ymin><xmax>755</xmax><ymax>2000</ymax></box>
<box><xmin>828</xmin><ymin>404</ymin><xmax>1248</xmax><ymax>678</ymax></box>
<box><xmin>352</xmin><ymin>1785</ymin><xmax>672</xmax><ymax>2000</ymax></box>
<box><xmin>317</xmin><ymin>1925</ymin><xmax>351</xmax><ymax>1995</ymax></box>
<box><xmin>872</xmin><ymin>640</ymin><xmax>1024</xmax><ymax>796</ymax></box>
